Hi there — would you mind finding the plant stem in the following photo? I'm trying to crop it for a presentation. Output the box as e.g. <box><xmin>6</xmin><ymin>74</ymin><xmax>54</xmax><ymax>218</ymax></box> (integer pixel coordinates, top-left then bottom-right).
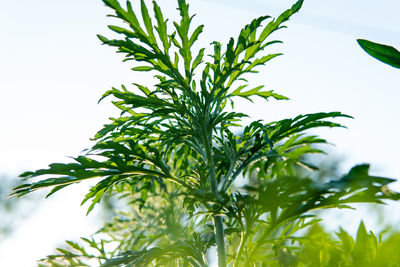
<box><xmin>205</xmin><ymin>134</ymin><xmax>227</xmax><ymax>267</ymax></box>
<box><xmin>234</xmin><ymin>231</ymin><xmax>249</xmax><ymax>267</ymax></box>
<box><xmin>213</xmin><ymin>215</ymin><xmax>227</xmax><ymax>267</ymax></box>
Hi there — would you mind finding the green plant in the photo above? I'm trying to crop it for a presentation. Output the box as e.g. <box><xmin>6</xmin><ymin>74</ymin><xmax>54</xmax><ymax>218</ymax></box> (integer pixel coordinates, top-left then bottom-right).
<box><xmin>297</xmin><ymin>221</ymin><xmax>400</xmax><ymax>266</ymax></box>
<box><xmin>12</xmin><ymin>0</ymin><xmax>400</xmax><ymax>266</ymax></box>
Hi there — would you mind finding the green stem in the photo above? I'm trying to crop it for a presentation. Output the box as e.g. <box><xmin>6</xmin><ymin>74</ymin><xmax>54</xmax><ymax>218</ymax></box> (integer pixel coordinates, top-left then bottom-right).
<box><xmin>205</xmin><ymin>135</ymin><xmax>226</xmax><ymax>267</ymax></box>
<box><xmin>213</xmin><ymin>215</ymin><xmax>227</xmax><ymax>267</ymax></box>
<box><xmin>234</xmin><ymin>231</ymin><xmax>249</xmax><ymax>267</ymax></box>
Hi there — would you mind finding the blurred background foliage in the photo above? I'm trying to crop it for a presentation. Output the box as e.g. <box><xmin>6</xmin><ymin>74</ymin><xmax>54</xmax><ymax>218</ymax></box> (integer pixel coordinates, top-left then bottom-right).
<box><xmin>0</xmin><ymin>175</ymin><xmax>41</xmax><ymax>241</ymax></box>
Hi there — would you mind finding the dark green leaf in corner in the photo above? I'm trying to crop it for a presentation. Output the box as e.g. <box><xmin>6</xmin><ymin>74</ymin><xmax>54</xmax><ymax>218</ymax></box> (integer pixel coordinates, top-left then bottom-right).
<box><xmin>357</xmin><ymin>39</ymin><xmax>400</xmax><ymax>69</ymax></box>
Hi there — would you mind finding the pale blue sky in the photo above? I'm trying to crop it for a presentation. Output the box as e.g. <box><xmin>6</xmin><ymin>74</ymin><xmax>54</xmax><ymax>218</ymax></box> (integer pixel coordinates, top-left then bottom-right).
<box><xmin>1</xmin><ymin>0</ymin><xmax>399</xmax><ymax>266</ymax></box>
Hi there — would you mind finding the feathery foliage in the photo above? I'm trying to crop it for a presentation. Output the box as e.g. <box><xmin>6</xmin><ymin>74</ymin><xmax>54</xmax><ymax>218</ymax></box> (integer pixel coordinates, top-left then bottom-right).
<box><xmin>12</xmin><ymin>0</ymin><xmax>400</xmax><ymax>266</ymax></box>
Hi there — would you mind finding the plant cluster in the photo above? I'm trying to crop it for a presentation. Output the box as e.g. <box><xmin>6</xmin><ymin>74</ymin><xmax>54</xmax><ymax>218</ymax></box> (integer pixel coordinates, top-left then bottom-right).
<box><xmin>12</xmin><ymin>0</ymin><xmax>400</xmax><ymax>266</ymax></box>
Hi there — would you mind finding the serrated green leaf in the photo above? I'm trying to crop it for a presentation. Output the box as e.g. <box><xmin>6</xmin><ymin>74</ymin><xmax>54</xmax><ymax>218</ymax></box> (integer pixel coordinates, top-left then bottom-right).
<box><xmin>230</xmin><ymin>85</ymin><xmax>288</xmax><ymax>101</ymax></box>
<box><xmin>108</xmin><ymin>25</ymin><xmax>136</xmax><ymax>38</ymax></box>
<box><xmin>153</xmin><ymin>1</ymin><xmax>169</xmax><ymax>52</ymax></box>
<box><xmin>189</xmin><ymin>25</ymin><xmax>204</xmax><ymax>47</ymax></box>
<box><xmin>140</xmin><ymin>0</ymin><xmax>156</xmax><ymax>43</ymax></box>
<box><xmin>192</xmin><ymin>48</ymin><xmax>204</xmax><ymax>71</ymax></box>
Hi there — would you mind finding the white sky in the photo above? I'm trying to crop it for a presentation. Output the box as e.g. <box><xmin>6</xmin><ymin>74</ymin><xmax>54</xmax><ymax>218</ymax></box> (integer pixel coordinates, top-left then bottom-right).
<box><xmin>1</xmin><ymin>0</ymin><xmax>400</xmax><ymax>266</ymax></box>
